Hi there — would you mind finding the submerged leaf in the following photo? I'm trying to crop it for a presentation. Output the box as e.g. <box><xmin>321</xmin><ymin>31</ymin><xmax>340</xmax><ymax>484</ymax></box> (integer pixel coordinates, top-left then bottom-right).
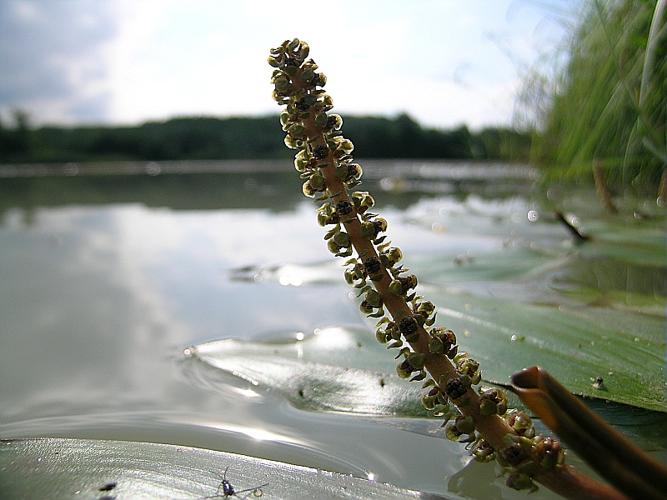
<box><xmin>189</xmin><ymin>327</ymin><xmax>426</xmax><ymax>416</ymax></box>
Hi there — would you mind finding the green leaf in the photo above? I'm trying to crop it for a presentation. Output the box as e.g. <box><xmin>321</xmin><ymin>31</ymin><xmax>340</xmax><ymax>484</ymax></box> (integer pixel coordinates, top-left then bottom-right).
<box><xmin>579</xmin><ymin>219</ymin><xmax>667</xmax><ymax>269</ymax></box>
<box><xmin>211</xmin><ymin>203</ymin><xmax>666</xmax><ymax>414</ymax></box>
<box><xmin>429</xmin><ymin>291</ymin><xmax>666</xmax><ymax>412</ymax></box>
<box><xmin>0</xmin><ymin>438</ymin><xmax>423</xmax><ymax>499</ymax></box>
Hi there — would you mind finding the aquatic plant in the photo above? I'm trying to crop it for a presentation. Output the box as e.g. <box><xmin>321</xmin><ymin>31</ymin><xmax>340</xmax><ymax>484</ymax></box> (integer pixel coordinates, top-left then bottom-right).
<box><xmin>530</xmin><ymin>0</ymin><xmax>666</xmax><ymax>188</ymax></box>
<box><xmin>267</xmin><ymin>38</ymin><xmax>628</xmax><ymax>499</ymax></box>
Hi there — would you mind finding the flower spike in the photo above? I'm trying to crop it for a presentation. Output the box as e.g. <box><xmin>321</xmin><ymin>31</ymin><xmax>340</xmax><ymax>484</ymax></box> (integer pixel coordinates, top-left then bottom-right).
<box><xmin>268</xmin><ymin>38</ymin><xmax>625</xmax><ymax>500</ymax></box>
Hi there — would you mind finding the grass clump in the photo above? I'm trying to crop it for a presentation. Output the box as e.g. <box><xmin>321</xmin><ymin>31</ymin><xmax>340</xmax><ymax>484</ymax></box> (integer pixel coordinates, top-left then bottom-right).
<box><xmin>531</xmin><ymin>0</ymin><xmax>666</xmax><ymax>188</ymax></box>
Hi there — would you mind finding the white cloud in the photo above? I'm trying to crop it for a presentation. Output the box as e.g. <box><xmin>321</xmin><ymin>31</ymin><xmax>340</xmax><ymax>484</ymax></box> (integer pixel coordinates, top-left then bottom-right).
<box><xmin>1</xmin><ymin>0</ymin><xmax>577</xmax><ymax>128</ymax></box>
<box><xmin>12</xmin><ymin>0</ymin><xmax>41</xmax><ymax>23</ymax></box>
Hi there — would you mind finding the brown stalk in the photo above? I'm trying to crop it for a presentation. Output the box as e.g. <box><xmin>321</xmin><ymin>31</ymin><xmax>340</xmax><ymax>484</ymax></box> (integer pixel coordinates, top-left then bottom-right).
<box><xmin>301</xmin><ymin>110</ymin><xmax>625</xmax><ymax>500</ymax></box>
<box><xmin>513</xmin><ymin>366</ymin><xmax>667</xmax><ymax>500</ymax></box>
<box><xmin>276</xmin><ymin>46</ymin><xmax>626</xmax><ymax>499</ymax></box>
<box><xmin>658</xmin><ymin>168</ymin><xmax>667</xmax><ymax>207</ymax></box>
<box><xmin>592</xmin><ymin>160</ymin><xmax>618</xmax><ymax>214</ymax></box>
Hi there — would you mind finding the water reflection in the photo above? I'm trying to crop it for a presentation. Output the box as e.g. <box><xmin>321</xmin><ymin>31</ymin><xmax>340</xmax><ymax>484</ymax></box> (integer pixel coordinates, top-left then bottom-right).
<box><xmin>190</xmin><ymin>420</ymin><xmax>305</xmax><ymax>445</ymax></box>
<box><xmin>0</xmin><ymin>171</ymin><xmax>303</xmax><ymax>216</ymax></box>
<box><xmin>0</xmin><ymin>161</ymin><xmax>538</xmax><ymax>220</ymax></box>
<box><xmin>0</xmin><ymin>162</ymin><xmax>664</xmax><ymax>498</ymax></box>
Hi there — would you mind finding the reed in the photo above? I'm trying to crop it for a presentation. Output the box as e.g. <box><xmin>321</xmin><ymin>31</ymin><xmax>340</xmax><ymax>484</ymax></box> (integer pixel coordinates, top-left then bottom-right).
<box><xmin>532</xmin><ymin>0</ymin><xmax>666</xmax><ymax>188</ymax></box>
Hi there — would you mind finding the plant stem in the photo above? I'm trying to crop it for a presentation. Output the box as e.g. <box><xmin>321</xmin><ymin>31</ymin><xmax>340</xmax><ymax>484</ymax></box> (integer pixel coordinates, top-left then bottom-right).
<box><xmin>271</xmin><ymin>39</ymin><xmax>627</xmax><ymax>499</ymax></box>
<box><xmin>303</xmin><ymin>113</ymin><xmax>622</xmax><ymax>500</ymax></box>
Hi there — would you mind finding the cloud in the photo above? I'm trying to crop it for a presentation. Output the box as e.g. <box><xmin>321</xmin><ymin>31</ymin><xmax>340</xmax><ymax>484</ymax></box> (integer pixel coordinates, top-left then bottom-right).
<box><xmin>0</xmin><ymin>0</ymin><xmax>578</xmax><ymax>128</ymax></box>
<box><xmin>0</xmin><ymin>0</ymin><xmax>118</xmax><ymax>123</ymax></box>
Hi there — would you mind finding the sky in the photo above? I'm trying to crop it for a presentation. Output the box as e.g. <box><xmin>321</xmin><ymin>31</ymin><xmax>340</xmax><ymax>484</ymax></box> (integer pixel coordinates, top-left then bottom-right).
<box><xmin>0</xmin><ymin>0</ymin><xmax>580</xmax><ymax>130</ymax></box>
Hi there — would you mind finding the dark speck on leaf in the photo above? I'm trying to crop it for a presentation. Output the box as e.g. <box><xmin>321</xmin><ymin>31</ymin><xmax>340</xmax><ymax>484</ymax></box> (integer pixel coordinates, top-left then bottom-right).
<box><xmin>98</xmin><ymin>482</ymin><xmax>116</xmax><ymax>492</ymax></box>
<box><xmin>379</xmin><ymin>378</ymin><xmax>385</xmax><ymax>388</ymax></box>
<box><xmin>298</xmin><ymin>388</ymin><xmax>304</xmax><ymax>398</ymax></box>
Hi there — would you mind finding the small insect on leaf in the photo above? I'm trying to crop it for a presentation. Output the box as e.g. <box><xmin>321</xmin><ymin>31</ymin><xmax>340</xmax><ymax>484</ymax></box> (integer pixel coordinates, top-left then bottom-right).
<box><xmin>206</xmin><ymin>467</ymin><xmax>269</xmax><ymax>499</ymax></box>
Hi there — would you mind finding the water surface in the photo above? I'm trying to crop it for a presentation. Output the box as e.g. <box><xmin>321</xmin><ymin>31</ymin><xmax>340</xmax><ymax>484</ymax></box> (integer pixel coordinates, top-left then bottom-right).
<box><xmin>1</xmin><ymin>160</ymin><xmax>664</xmax><ymax>498</ymax></box>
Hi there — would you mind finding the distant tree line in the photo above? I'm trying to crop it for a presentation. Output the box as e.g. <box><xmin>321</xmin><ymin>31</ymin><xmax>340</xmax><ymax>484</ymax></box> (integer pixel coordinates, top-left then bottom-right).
<box><xmin>0</xmin><ymin>112</ymin><xmax>531</xmax><ymax>163</ymax></box>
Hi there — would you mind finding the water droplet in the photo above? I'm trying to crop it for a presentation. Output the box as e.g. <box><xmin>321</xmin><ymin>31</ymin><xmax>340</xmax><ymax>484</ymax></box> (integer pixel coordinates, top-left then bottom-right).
<box><xmin>527</xmin><ymin>210</ymin><xmax>539</xmax><ymax>222</ymax></box>
<box><xmin>431</xmin><ymin>222</ymin><xmax>445</xmax><ymax>233</ymax></box>
<box><xmin>511</xmin><ymin>334</ymin><xmax>525</xmax><ymax>343</ymax></box>
<box><xmin>592</xmin><ymin>376</ymin><xmax>606</xmax><ymax>390</ymax></box>
<box><xmin>295</xmin><ymin>332</ymin><xmax>305</xmax><ymax>341</ymax></box>
<box><xmin>145</xmin><ymin>162</ymin><xmax>161</xmax><ymax>176</ymax></box>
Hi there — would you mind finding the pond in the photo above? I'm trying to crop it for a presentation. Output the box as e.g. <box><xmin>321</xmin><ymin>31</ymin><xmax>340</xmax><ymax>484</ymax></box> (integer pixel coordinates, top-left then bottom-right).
<box><xmin>0</xmin><ymin>160</ymin><xmax>665</xmax><ymax>498</ymax></box>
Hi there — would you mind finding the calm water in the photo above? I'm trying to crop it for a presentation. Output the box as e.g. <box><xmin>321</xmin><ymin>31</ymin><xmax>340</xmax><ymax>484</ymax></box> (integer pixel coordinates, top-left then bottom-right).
<box><xmin>0</xmin><ymin>160</ymin><xmax>664</xmax><ymax>498</ymax></box>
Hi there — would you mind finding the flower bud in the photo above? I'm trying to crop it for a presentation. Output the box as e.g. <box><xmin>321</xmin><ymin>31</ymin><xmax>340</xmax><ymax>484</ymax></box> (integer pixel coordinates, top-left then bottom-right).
<box><xmin>454</xmin><ymin>415</ymin><xmax>475</xmax><ymax>435</ymax></box>
<box><xmin>327</xmin><ymin>114</ymin><xmax>343</xmax><ymax>130</ymax></box>
<box><xmin>421</xmin><ymin>386</ymin><xmax>440</xmax><ymax>410</ymax></box>
<box><xmin>314</xmin><ymin>112</ymin><xmax>328</xmax><ymax>128</ymax></box>
<box><xmin>332</xmin><ymin>231</ymin><xmax>350</xmax><ymax>248</ymax></box>
<box><xmin>335</xmin><ymin>201</ymin><xmax>354</xmax><ymax>218</ymax></box>
<box><xmin>287</xmin><ymin>123</ymin><xmax>305</xmax><ymax>138</ymax></box>
<box><xmin>506</xmin><ymin>473</ymin><xmax>534</xmax><ymax>492</ymax></box>
<box><xmin>362</xmin><ymin>257</ymin><xmax>382</xmax><ymax>280</ymax></box>
<box><xmin>375</xmin><ymin>328</ymin><xmax>388</xmax><ymax>344</ymax></box>
<box><xmin>364</xmin><ymin>289</ymin><xmax>382</xmax><ymax>308</ymax></box>
<box><xmin>445</xmin><ymin>376</ymin><xmax>470</xmax><ymax>400</ymax></box>
<box><xmin>396</xmin><ymin>359</ymin><xmax>413</xmax><ymax>378</ymax></box>
<box><xmin>313</xmin><ymin>144</ymin><xmax>329</xmax><ymax>159</ymax></box>
<box><xmin>505</xmin><ymin>410</ymin><xmax>535</xmax><ymax>438</ymax></box>
<box><xmin>478</xmin><ymin>387</ymin><xmax>508</xmax><ymax>416</ymax></box>
<box><xmin>407</xmin><ymin>352</ymin><xmax>425</xmax><ymax>370</ymax></box>
<box><xmin>302</xmin><ymin>180</ymin><xmax>316</xmax><ymax>197</ymax></box>
<box><xmin>455</xmin><ymin>355</ymin><xmax>481</xmax><ymax>385</ymax></box>
<box><xmin>309</xmin><ymin>172</ymin><xmax>326</xmax><ymax>190</ymax></box>
<box><xmin>327</xmin><ymin>239</ymin><xmax>340</xmax><ymax>254</ymax></box>
<box><xmin>380</xmin><ymin>247</ymin><xmax>402</xmax><ymax>267</ymax></box>
<box><xmin>398</xmin><ymin>316</ymin><xmax>419</xmax><ymax>339</ymax></box>
<box><xmin>388</xmin><ymin>279</ymin><xmax>404</xmax><ymax>296</ymax></box>
<box><xmin>532</xmin><ymin>436</ymin><xmax>564</xmax><ymax>469</ymax></box>
<box><xmin>360</xmin><ymin>301</ymin><xmax>374</xmax><ymax>314</ymax></box>
<box><xmin>472</xmin><ymin>439</ymin><xmax>495</xmax><ymax>463</ymax></box>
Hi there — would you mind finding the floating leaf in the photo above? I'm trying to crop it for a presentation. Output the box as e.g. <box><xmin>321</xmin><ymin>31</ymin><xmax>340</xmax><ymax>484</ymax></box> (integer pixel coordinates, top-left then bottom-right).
<box><xmin>189</xmin><ymin>327</ymin><xmax>426</xmax><ymax>416</ymax></box>
<box><xmin>430</xmin><ymin>291</ymin><xmax>666</xmax><ymax>412</ymax></box>
<box><xmin>0</xmin><ymin>438</ymin><xmax>425</xmax><ymax>499</ymax></box>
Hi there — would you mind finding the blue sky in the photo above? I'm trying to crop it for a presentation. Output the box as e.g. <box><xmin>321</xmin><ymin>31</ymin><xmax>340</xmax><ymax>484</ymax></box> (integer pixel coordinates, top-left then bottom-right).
<box><xmin>0</xmin><ymin>0</ymin><xmax>580</xmax><ymax>129</ymax></box>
